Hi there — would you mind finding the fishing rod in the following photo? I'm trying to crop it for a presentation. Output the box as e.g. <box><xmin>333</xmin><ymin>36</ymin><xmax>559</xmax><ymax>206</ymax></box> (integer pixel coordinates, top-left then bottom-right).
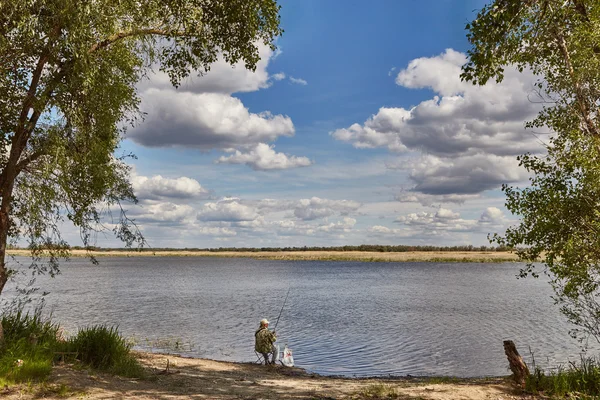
<box><xmin>273</xmin><ymin>287</ymin><xmax>291</xmax><ymax>331</ymax></box>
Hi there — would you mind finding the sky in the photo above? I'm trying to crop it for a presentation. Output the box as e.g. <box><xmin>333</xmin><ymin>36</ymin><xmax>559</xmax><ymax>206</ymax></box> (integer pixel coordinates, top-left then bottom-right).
<box><xmin>87</xmin><ymin>0</ymin><xmax>548</xmax><ymax>249</ymax></box>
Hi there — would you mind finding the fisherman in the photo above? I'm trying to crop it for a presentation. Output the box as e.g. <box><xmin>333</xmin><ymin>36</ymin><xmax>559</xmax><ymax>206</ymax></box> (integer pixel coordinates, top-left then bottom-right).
<box><xmin>255</xmin><ymin>318</ymin><xmax>278</xmax><ymax>365</ymax></box>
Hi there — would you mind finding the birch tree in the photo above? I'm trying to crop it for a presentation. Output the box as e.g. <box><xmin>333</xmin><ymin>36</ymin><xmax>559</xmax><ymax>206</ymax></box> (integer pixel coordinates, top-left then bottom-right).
<box><xmin>463</xmin><ymin>0</ymin><xmax>600</xmax><ymax>341</ymax></box>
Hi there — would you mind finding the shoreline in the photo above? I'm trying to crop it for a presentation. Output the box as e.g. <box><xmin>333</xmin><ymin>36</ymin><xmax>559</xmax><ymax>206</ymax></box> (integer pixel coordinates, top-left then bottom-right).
<box><xmin>3</xmin><ymin>351</ymin><xmax>534</xmax><ymax>399</ymax></box>
<box><xmin>7</xmin><ymin>249</ymin><xmax>521</xmax><ymax>263</ymax></box>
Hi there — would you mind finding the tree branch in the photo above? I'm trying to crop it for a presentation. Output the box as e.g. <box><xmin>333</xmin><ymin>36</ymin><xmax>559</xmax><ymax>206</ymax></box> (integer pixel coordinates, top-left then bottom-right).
<box><xmin>556</xmin><ymin>30</ymin><xmax>599</xmax><ymax>136</ymax></box>
<box><xmin>16</xmin><ymin>151</ymin><xmax>45</xmax><ymax>173</ymax></box>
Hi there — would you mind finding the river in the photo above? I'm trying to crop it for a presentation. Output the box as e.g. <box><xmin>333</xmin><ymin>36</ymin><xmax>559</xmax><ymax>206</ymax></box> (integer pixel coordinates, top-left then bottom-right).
<box><xmin>1</xmin><ymin>256</ymin><xmax>593</xmax><ymax>377</ymax></box>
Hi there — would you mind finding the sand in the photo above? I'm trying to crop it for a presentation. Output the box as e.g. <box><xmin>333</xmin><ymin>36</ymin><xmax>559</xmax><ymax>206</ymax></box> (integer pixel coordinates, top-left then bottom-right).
<box><xmin>1</xmin><ymin>352</ymin><xmax>539</xmax><ymax>399</ymax></box>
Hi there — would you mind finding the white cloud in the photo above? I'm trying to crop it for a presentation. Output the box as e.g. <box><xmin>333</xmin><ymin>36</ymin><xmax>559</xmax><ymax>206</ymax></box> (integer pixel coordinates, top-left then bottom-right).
<box><xmin>292</xmin><ymin>197</ymin><xmax>361</xmax><ymax>220</ymax></box>
<box><xmin>132</xmin><ymin>174</ymin><xmax>208</xmax><ymax>201</ymax></box>
<box><xmin>131</xmin><ymin>43</ymin><xmax>297</xmax><ymax>155</ymax></box>
<box><xmin>215</xmin><ymin>143</ymin><xmax>312</xmax><ymax>170</ymax></box>
<box><xmin>395</xmin><ymin>49</ymin><xmax>468</xmax><ymax>96</ymax></box>
<box><xmin>405</xmin><ymin>154</ymin><xmax>528</xmax><ymax>195</ymax></box>
<box><xmin>140</xmin><ymin>43</ymin><xmax>275</xmax><ymax>95</ymax></box>
<box><xmin>393</xmin><ymin>206</ymin><xmax>510</xmax><ymax>236</ymax></box>
<box><xmin>130</xmin><ymin>202</ymin><xmax>197</xmax><ymax>225</ymax></box>
<box><xmin>197</xmin><ymin>199</ymin><xmax>259</xmax><ymax>222</ymax></box>
<box><xmin>395</xmin><ymin>192</ymin><xmax>480</xmax><ymax>206</ymax></box>
<box><xmin>289</xmin><ymin>76</ymin><xmax>308</xmax><ymax>86</ymax></box>
<box><xmin>317</xmin><ymin>217</ymin><xmax>356</xmax><ymax>232</ymax></box>
<box><xmin>368</xmin><ymin>225</ymin><xmax>404</xmax><ymax>235</ymax></box>
<box><xmin>131</xmin><ymin>91</ymin><xmax>294</xmax><ymax>149</ymax></box>
<box><xmin>331</xmin><ymin>49</ymin><xmax>545</xmax><ymax>199</ymax></box>
<box><xmin>194</xmin><ymin>226</ymin><xmax>237</xmax><ymax>237</ymax></box>
<box><xmin>479</xmin><ymin>207</ymin><xmax>507</xmax><ymax>224</ymax></box>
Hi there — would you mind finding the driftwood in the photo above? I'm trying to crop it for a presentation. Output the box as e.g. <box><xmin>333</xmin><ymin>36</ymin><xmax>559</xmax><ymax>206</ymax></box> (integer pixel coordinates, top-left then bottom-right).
<box><xmin>503</xmin><ymin>340</ymin><xmax>530</xmax><ymax>387</ymax></box>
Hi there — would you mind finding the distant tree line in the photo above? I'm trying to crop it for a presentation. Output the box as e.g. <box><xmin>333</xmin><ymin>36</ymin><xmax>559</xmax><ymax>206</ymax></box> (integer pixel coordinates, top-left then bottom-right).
<box><xmin>55</xmin><ymin>244</ymin><xmax>514</xmax><ymax>253</ymax></box>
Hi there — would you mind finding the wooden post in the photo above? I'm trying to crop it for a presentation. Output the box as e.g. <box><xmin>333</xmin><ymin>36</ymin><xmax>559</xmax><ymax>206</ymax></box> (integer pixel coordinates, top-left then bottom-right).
<box><xmin>503</xmin><ymin>340</ymin><xmax>530</xmax><ymax>387</ymax></box>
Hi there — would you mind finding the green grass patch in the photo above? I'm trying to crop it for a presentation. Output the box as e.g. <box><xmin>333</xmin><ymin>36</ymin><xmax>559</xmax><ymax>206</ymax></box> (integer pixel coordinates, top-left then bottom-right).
<box><xmin>526</xmin><ymin>356</ymin><xmax>600</xmax><ymax>398</ymax></box>
<box><xmin>0</xmin><ymin>307</ymin><xmax>145</xmax><ymax>385</ymax></box>
<box><xmin>66</xmin><ymin>325</ymin><xmax>145</xmax><ymax>377</ymax></box>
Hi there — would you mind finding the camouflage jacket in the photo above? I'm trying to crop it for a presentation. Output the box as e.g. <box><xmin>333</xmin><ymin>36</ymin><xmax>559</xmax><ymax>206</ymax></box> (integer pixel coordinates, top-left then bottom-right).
<box><xmin>255</xmin><ymin>327</ymin><xmax>277</xmax><ymax>353</ymax></box>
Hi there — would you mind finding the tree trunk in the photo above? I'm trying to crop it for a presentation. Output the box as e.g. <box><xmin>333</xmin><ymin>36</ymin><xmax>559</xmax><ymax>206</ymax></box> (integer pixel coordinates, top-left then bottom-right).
<box><xmin>0</xmin><ymin>195</ymin><xmax>11</xmax><ymax>297</ymax></box>
<box><xmin>504</xmin><ymin>340</ymin><xmax>530</xmax><ymax>387</ymax></box>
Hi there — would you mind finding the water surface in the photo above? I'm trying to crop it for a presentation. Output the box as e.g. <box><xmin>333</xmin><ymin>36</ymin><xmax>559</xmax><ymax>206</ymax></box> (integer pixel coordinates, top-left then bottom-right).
<box><xmin>2</xmin><ymin>256</ymin><xmax>592</xmax><ymax>377</ymax></box>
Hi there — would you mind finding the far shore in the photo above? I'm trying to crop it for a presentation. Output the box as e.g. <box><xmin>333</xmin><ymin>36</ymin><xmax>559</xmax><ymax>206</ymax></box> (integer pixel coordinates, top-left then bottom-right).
<box><xmin>3</xmin><ymin>351</ymin><xmax>535</xmax><ymax>399</ymax></box>
<box><xmin>6</xmin><ymin>249</ymin><xmax>521</xmax><ymax>263</ymax></box>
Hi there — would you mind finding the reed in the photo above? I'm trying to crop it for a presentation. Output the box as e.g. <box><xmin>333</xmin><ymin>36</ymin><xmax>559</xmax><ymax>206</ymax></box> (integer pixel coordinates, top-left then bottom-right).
<box><xmin>8</xmin><ymin>249</ymin><xmax>520</xmax><ymax>262</ymax></box>
<box><xmin>0</xmin><ymin>308</ymin><xmax>145</xmax><ymax>384</ymax></box>
<box><xmin>526</xmin><ymin>356</ymin><xmax>600</xmax><ymax>398</ymax></box>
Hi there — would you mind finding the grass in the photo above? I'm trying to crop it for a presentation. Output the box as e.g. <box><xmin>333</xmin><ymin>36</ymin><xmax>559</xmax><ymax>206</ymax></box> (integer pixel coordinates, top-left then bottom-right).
<box><xmin>7</xmin><ymin>248</ymin><xmax>521</xmax><ymax>262</ymax></box>
<box><xmin>355</xmin><ymin>383</ymin><xmax>400</xmax><ymax>399</ymax></box>
<box><xmin>0</xmin><ymin>307</ymin><xmax>60</xmax><ymax>383</ymax></box>
<box><xmin>0</xmin><ymin>307</ymin><xmax>145</xmax><ymax>385</ymax></box>
<box><xmin>67</xmin><ymin>325</ymin><xmax>145</xmax><ymax>378</ymax></box>
<box><xmin>526</xmin><ymin>356</ymin><xmax>600</xmax><ymax>398</ymax></box>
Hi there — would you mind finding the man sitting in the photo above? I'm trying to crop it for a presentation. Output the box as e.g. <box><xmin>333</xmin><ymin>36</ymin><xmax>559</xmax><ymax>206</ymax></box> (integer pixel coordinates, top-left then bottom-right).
<box><xmin>255</xmin><ymin>318</ymin><xmax>278</xmax><ymax>364</ymax></box>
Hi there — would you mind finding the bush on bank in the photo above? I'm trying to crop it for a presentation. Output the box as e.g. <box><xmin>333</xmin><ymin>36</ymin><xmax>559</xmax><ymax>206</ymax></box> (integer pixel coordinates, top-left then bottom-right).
<box><xmin>526</xmin><ymin>356</ymin><xmax>600</xmax><ymax>398</ymax></box>
<box><xmin>0</xmin><ymin>308</ymin><xmax>144</xmax><ymax>384</ymax></box>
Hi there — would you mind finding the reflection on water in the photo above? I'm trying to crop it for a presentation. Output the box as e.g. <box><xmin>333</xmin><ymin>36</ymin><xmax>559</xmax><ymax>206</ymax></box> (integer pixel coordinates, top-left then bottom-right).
<box><xmin>2</xmin><ymin>256</ymin><xmax>593</xmax><ymax>377</ymax></box>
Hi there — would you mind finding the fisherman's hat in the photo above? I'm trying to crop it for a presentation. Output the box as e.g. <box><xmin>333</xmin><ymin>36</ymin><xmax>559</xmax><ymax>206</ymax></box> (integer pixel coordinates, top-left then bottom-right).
<box><xmin>260</xmin><ymin>318</ymin><xmax>269</xmax><ymax>325</ymax></box>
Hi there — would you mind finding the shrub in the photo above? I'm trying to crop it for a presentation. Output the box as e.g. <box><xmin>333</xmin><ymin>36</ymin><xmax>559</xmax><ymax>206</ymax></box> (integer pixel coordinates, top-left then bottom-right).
<box><xmin>526</xmin><ymin>356</ymin><xmax>600</xmax><ymax>398</ymax></box>
<box><xmin>0</xmin><ymin>309</ymin><xmax>145</xmax><ymax>383</ymax></box>
<box><xmin>67</xmin><ymin>325</ymin><xmax>144</xmax><ymax>378</ymax></box>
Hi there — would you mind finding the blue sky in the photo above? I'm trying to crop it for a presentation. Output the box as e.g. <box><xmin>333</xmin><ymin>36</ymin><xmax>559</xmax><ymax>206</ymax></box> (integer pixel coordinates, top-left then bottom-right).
<box><xmin>91</xmin><ymin>0</ymin><xmax>546</xmax><ymax>248</ymax></box>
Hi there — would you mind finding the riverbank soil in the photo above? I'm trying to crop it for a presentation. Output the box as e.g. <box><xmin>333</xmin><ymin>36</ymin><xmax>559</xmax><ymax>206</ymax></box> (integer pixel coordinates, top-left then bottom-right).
<box><xmin>2</xmin><ymin>352</ymin><xmax>540</xmax><ymax>399</ymax></box>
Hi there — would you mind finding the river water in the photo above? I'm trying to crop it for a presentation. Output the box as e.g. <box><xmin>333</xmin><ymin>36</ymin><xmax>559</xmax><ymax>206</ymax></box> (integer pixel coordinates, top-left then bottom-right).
<box><xmin>1</xmin><ymin>256</ymin><xmax>594</xmax><ymax>377</ymax></box>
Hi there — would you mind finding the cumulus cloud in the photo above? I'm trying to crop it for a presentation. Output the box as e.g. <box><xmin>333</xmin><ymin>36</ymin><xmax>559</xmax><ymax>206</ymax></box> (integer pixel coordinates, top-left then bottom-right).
<box><xmin>479</xmin><ymin>207</ymin><xmax>507</xmax><ymax>224</ymax></box>
<box><xmin>392</xmin><ymin>207</ymin><xmax>510</xmax><ymax>236</ymax></box>
<box><xmin>331</xmin><ymin>49</ymin><xmax>546</xmax><ymax>198</ymax></box>
<box><xmin>368</xmin><ymin>225</ymin><xmax>407</xmax><ymax>236</ymax></box>
<box><xmin>197</xmin><ymin>199</ymin><xmax>259</xmax><ymax>222</ymax></box>
<box><xmin>195</xmin><ymin>226</ymin><xmax>237</xmax><ymax>236</ymax></box>
<box><xmin>131</xmin><ymin>42</ymin><xmax>299</xmax><ymax>159</ymax></box>
<box><xmin>292</xmin><ymin>197</ymin><xmax>361</xmax><ymax>220</ymax></box>
<box><xmin>215</xmin><ymin>143</ymin><xmax>312</xmax><ymax>170</ymax></box>
<box><xmin>130</xmin><ymin>91</ymin><xmax>294</xmax><ymax>149</ymax></box>
<box><xmin>245</xmin><ymin>197</ymin><xmax>362</xmax><ymax>221</ymax></box>
<box><xmin>405</xmin><ymin>154</ymin><xmax>529</xmax><ymax>195</ymax></box>
<box><xmin>395</xmin><ymin>192</ymin><xmax>480</xmax><ymax>206</ymax></box>
<box><xmin>289</xmin><ymin>76</ymin><xmax>308</xmax><ymax>85</ymax></box>
<box><xmin>317</xmin><ymin>217</ymin><xmax>356</xmax><ymax>232</ymax></box>
<box><xmin>139</xmin><ymin>43</ymin><xmax>275</xmax><ymax>95</ymax></box>
<box><xmin>129</xmin><ymin>202</ymin><xmax>197</xmax><ymax>225</ymax></box>
<box><xmin>132</xmin><ymin>174</ymin><xmax>208</xmax><ymax>201</ymax></box>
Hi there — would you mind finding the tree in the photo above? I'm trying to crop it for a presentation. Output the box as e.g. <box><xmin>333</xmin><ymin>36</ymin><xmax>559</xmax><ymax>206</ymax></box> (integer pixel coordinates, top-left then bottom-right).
<box><xmin>462</xmin><ymin>0</ymin><xmax>600</xmax><ymax>342</ymax></box>
<box><xmin>0</xmin><ymin>0</ymin><xmax>282</xmax><ymax>297</ymax></box>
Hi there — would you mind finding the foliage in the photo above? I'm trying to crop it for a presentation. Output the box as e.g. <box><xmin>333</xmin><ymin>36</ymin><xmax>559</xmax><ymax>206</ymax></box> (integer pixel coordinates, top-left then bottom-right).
<box><xmin>526</xmin><ymin>356</ymin><xmax>600</xmax><ymax>398</ymax></box>
<box><xmin>0</xmin><ymin>307</ymin><xmax>144</xmax><ymax>383</ymax></box>
<box><xmin>66</xmin><ymin>325</ymin><xmax>144</xmax><ymax>377</ymax></box>
<box><xmin>0</xmin><ymin>306</ymin><xmax>60</xmax><ymax>382</ymax></box>
<box><xmin>463</xmin><ymin>1</ymin><xmax>600</xmax><ymax>343</ymax></box>
<box><xmin>0</xmin><ymin>0</ymin><xmax>283</xmax><ymax>297</ymax></box>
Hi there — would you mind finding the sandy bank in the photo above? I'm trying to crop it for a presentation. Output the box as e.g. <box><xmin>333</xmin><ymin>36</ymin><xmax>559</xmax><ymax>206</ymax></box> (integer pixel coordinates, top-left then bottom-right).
<box><xmin>2</xmin><ymin>352</ymin><xmax>538</xmax><ymax>399</ymax></box>
<box><xmin>7</xmin><ymin>249</ymin><xmax>520</xmax><ymax>263</ymax></box>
